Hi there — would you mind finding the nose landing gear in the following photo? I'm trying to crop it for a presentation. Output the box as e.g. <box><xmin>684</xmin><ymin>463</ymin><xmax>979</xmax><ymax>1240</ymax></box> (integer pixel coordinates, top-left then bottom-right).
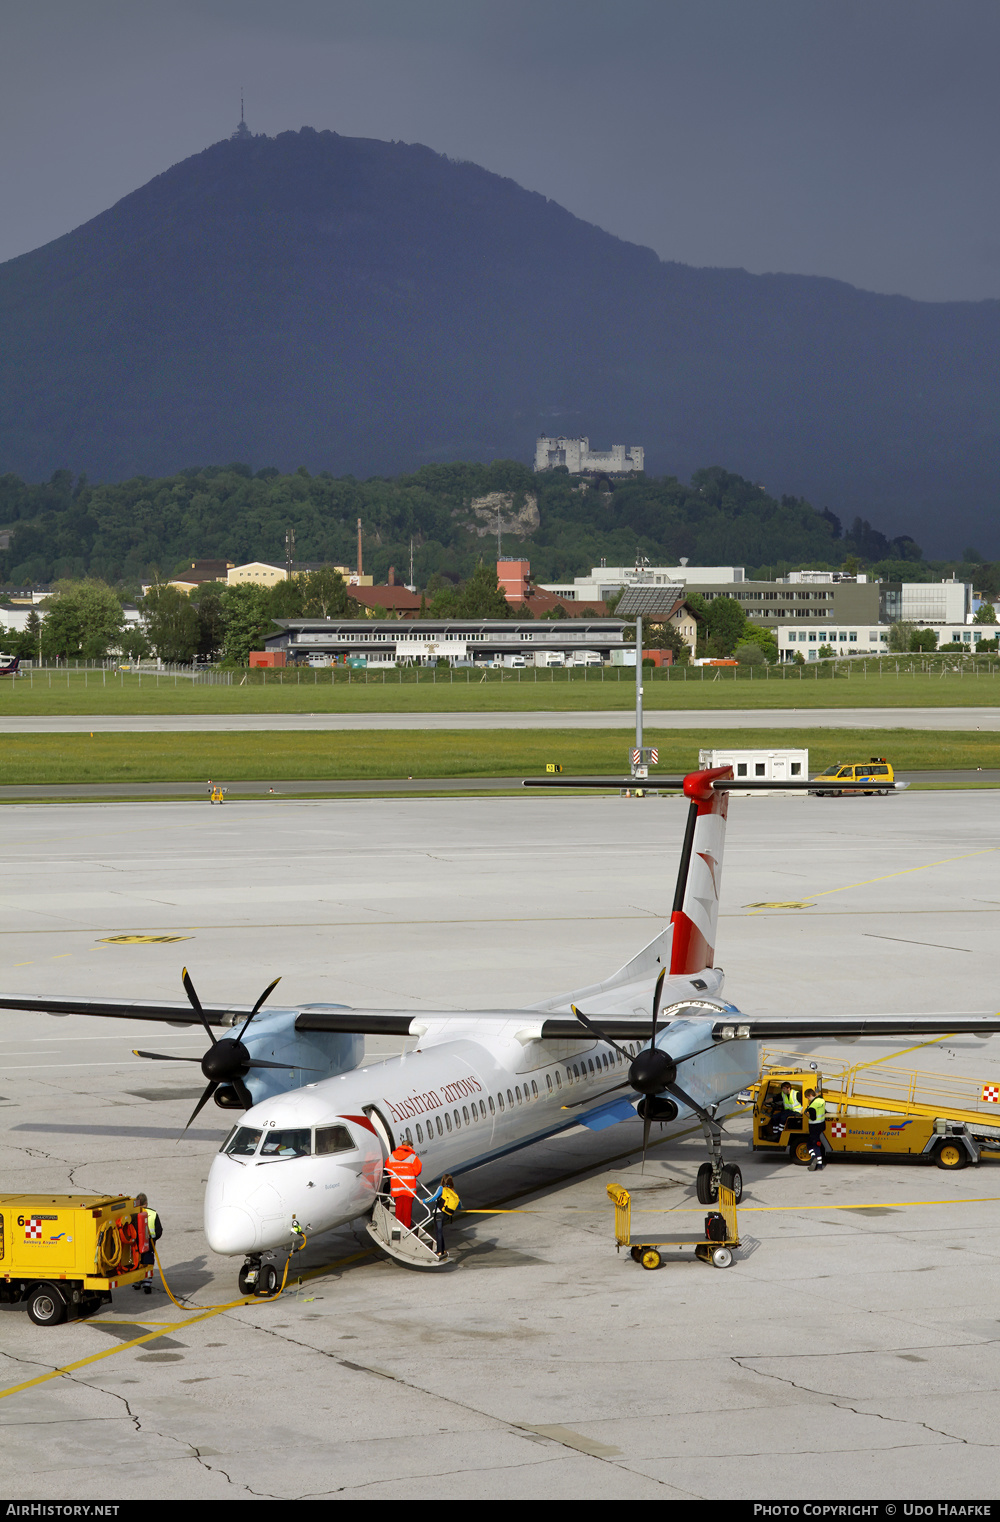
<box><xmin>695</xmin><ymin>1115</ymin><xmax>743</xmax><ymax>1204</ymax></box>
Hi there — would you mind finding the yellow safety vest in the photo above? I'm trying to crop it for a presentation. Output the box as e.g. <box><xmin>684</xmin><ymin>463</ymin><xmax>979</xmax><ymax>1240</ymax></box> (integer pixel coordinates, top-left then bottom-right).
<box><xmin>782</xmin><ymin>1092</ymin><xmax>802</xmax><ymax>1113</ymax></box>
<box><xmin>146</xmin><ymin>1207</ymin><xmax>159</xmax><ymax>1239</ymax></box>
<box><xmin>807</xmin><ymin>1097</ymin><xmax>826</xmax><ymax>1123</ymax></box>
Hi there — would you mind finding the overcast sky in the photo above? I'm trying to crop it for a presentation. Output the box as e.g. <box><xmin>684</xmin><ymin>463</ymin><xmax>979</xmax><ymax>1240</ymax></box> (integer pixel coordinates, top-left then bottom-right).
<box><xmin>2</xmin><ymin>0</ymin><xmax>998</xmax><ymax>302</ymax></box>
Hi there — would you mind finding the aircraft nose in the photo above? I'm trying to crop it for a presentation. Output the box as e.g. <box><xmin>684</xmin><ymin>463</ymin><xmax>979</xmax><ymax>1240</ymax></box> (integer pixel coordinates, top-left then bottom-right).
<box><xmin>205</xmin><ymin>1205</ymin><xmax>258</xmax><ymax>1255</ymax></box>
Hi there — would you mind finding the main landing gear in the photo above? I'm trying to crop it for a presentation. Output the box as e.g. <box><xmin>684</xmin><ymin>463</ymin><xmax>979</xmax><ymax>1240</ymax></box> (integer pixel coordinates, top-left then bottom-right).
<box><xmin>695</xmin><ymin>1113</ymin><xmax>743</xmax><ymax>1205</ymax></box>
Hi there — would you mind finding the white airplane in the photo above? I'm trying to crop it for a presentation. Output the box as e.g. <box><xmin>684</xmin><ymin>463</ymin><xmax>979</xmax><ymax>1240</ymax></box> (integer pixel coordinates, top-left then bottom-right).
<box><xmin>194</xmin><ymin>766</ymin><xmax>1000</xmax><ymax>1289</ymax></box>
<box><xmin>5</xmin><ymin>766</ymin><xmax>999</xmax><ymax>1289</ymax></box>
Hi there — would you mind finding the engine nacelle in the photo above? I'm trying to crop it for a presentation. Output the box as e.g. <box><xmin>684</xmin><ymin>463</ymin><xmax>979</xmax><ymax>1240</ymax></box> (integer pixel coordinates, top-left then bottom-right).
<box><xmin>637</xmin><ymin>1095</ymin><xmax>679</xmax><ymax>1124</ymax></box>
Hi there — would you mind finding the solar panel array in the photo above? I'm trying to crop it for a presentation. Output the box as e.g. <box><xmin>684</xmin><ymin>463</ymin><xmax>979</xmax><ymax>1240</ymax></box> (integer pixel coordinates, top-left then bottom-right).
<box><xmin>613</xmin><ymin>583</ymin><xmax>685</xmax><ymax>618</ymax></box>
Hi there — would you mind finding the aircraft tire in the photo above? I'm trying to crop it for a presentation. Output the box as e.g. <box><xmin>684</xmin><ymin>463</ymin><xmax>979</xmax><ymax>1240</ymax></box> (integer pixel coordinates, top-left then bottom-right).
<box><xmin>257</xmin><ymin>1263</ymin><xmax>279</xmax><ymax>1295</ymax></box>
<box><xmin>936</xmin><ymin>1141</ymin><xmax>967</xmax><ymax>1171</ymax></box>
<box><xmin>696</xmin><ymin>1162</ymin><xmax>717</xmax><ymax>1203</ymax></box>
<box><xmin>238</xmin><ymin>1264</ymin><xmax>258</xmax><ymax>1296</ymax></box>
<box><xmin>719</xmin><ymin>1164</ymin><xmax>743</xmax><ymax>1202</ymax></box>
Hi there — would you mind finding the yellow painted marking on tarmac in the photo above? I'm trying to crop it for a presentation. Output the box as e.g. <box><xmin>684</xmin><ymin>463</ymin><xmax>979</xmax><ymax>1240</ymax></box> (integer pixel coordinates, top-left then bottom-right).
<box><xmin>99</xmin><ymin>934</ymin><xmax>192</xmax><ymax>944</ymax></box>
<box><xmin>623</xmin><ymin>1197</ymin><xmax>1000</xmax><ymax>1214</ymax></box>
<box><xmin>745</xmin><ymin>846</ymin><xmax>997</xmax><ymax>915</ymax></box>
<box><xmin>0</xmin><ymin>1247</ymin><xmax>373</xmax><ymax>1404</ymax></box>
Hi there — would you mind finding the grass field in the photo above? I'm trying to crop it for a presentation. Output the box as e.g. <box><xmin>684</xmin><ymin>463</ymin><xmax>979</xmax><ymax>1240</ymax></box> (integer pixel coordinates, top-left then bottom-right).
<box><xmin>1</xmin><ymin>661</ymin><xmax>1000</xmax><ymax>714</ymax></box>
<box><xmin>0</xmin><ymin>728</ymin><xmax>994</xmax><ymax>785</ymax></box>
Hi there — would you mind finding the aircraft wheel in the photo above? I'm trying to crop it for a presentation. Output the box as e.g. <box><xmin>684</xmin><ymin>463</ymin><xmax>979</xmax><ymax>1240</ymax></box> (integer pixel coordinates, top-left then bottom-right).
<box><xmin>790</xmin><ymin>1138</ymin><xmax>813</xmax><ymax>1166</ymax></box>
<box><xmin>696</xmin><ymin>1162</ymin><xmax>718</xmax><ymax>1204</ymax></box>
<box><xmin>711</xmin><ymin>1246</ymin><xmax>733</xmax><ymax>1269</ymax></box>
<box><xmin>936</xmin><ymin>1141</ymin><xmax>967</xmax><ymax>1171</ymax></box>
<box><xmin>257</xmin><ymin>1263</ymin><xmax>279</xmax><ymax>1295</ymax></box>
<box><xmin>238</xmin><ymin>1263</ymin><xmax>259</xmax><ymax>1296</ymax></box>
<box><xmin>719</xmin><ymin>1164</ymin><xmax>743</xmax><ymax>1202</ymax></box>
<box><xmin>640</xmin><ymin>1249</ymin><xmax>661</xmax><ymax>1270</ymax></box>
<box><xmin>630</xmin><ymin>1245</ymin><xmax>644</xmax><ymax>1262</ymax></box>
<box><xmin>27</xmin><ymin>1285</ymin><xmax>66</xmax><ymax>1326</ymax></box>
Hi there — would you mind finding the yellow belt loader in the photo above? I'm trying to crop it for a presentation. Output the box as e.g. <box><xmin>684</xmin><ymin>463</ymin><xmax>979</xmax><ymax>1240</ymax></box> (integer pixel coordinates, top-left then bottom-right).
<box><xmin>0</xmin><ymin>1194</ymin><xmax>152</xmax><ymax>1326</ymax></box>
<box><xmin>752</xmin><ymin>1066</ymin><xmax>1000</xmax><ymax>1170</ymax></box>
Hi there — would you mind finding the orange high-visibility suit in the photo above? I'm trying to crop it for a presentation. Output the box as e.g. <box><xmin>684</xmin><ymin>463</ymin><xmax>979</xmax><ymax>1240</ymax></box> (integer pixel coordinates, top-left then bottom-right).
<box><xmin>385</xmin><ymin>1144</ymin><xmax>422</xmax><ymax>1229</ymax></box>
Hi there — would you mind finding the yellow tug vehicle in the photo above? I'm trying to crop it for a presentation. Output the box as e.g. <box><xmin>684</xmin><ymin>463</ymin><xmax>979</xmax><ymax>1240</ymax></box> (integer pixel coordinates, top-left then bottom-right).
<box><xmin>752</xmin><ymin>1057</ymin><xmax>1000</xmax><ymax>1170</ymax></box>
<box><xmin>0</xmin><ymin>1194</ymin><xmax>152</xmax><ymax>1325</ymax></box>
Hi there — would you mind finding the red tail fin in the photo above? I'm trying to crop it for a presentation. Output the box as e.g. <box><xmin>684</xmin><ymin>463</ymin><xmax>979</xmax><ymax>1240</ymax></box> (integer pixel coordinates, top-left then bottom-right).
<box><xmin>668</xmin><ymin>767</ymin><xmax>732</xmax><ymax>976</ymax></box>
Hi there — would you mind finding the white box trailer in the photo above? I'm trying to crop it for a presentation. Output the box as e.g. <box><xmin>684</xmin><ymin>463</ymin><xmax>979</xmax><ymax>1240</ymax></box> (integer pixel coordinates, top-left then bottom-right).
<box><xmin>698</xmin><ymin>747</ymin><xmax>809</xmax><ymax>797</ymax></box>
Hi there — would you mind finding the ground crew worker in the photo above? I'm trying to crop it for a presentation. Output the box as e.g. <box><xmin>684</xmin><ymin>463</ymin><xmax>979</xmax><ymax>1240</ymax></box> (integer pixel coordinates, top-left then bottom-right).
<box><xmin>133</xmin><ymin>1192</ymin><xmax>162</xmax><ymax>1295</ymax></box>
<box><xmin>803</xmin><ymin>1089</ymin><xmax>827</xmax><ymax>1170</ymax></box>
<box><xmin>778</xmin><ymin>1082</ymin><xmax>802</xmax><ymax>1136</ymax></box>
<box><xmin>385</xmin><ymin>1142</ymin><xmax>422</xmax><ymax>1229</ymax></box>
<box><xmin>426</xmin><ymin>1174</ymin><xmax>461</xmax><ymax>1259</ymax></box>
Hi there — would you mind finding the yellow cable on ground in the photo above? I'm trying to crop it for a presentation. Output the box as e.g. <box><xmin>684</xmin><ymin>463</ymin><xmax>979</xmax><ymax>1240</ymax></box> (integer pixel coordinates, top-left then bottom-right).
<box><xmin>154</xmin><ymin>1238</ymin><xmax>298</xmax><ymax>1310</ymax></box>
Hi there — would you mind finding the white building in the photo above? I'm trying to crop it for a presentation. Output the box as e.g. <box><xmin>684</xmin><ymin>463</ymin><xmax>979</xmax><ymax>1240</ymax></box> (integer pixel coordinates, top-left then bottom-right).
<box><xmin>534</xmin><ymin>437</ymin><xmax>644</xmax><ymax>475</ymax></box>
<box><xmin>539</xmin><ymin>563</ymin><xmax>744</xmax><ymax>602</ymax></box>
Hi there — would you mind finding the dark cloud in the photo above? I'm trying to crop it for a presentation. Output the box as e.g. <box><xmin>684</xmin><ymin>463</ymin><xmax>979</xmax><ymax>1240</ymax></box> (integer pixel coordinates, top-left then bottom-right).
<box><xmin>2</xmin><ymin>0</ymin><xmax>998</xmax><ymax>300</ymax></box>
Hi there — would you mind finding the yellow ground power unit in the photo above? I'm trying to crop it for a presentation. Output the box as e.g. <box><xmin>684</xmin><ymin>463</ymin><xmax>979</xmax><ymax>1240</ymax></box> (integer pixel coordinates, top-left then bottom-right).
<box><xmin>0</xmin><ymin>1193</ymin><xmax>152</xmax><ymax>1325</ymax></box>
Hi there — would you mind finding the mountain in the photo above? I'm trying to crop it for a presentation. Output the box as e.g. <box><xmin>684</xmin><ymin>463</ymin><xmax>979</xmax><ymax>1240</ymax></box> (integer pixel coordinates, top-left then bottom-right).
<box><xmin>0</xmin><ymin>126</ymin><xmax>997</xmax><ymax>556</ymax></box>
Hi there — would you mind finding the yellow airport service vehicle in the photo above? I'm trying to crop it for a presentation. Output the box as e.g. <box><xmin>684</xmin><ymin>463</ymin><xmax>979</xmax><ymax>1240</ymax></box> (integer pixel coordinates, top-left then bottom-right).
<box><xmin>0</xmin><ymin>1194</ymin><xmax>152</xmax><ymax>1325</ymax></box>
<box><xmin>752</xmin><ymin>1060</ymin><xmax>1000</xmax><ymax>1169</ymax></box>
<box><xmin>810</xmin><ymin>756</ymin><xmax>894</xmax><ymax>796</ymax></box>
<box><xmin>608</xmin><ymin>1176</ymin><xmax>741</xmax><ymax>1270</ymax></box>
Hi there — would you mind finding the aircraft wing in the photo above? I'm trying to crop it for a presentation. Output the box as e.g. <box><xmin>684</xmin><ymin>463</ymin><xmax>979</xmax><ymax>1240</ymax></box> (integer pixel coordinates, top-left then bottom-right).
<box><xmin>0</xmin><ymin>993</ymin><xmax>237</xmax><ymax>1027</ymax></box>
<box><xmin>294</xmin><ymin>1009</ymin><xmax>657</xmax><ymax>1040</ymax></box>
<box><xmin>711</xmin><ymin>1013</ymin><xmax>1000</xmax><ymax>1040</ymax></box>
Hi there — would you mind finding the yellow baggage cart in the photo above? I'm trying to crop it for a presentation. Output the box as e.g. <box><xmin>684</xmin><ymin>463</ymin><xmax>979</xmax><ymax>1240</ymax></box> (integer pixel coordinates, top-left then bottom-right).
<box><xmin>608</xmin><ymin>1173</ymin><xmax>741</xmax><ymax>1270</ymax></box>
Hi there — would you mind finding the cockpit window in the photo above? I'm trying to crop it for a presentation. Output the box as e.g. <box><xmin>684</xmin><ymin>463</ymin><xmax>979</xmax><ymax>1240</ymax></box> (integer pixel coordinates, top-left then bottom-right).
<box><xmin>260</xmin><ymin>1128</ymin><xmax>311</xmax><ymax>1159</ymax></box>
<box><xmin>315</xmin><ymin>1125</ymin><xmax>356</xmax><ymax>1156</ymax></box>
<box><xmin>224</xmin><ymin>1127</ymin><xmax>262</xmax><ymax>1157</ymax></box>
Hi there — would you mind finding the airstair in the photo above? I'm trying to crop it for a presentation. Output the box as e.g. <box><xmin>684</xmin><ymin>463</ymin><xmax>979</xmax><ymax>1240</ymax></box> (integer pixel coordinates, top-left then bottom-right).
<box><xmin>366</xmin><ymin>1186</ymin><xmax>450</xmax><ymax>1269</ymax></box>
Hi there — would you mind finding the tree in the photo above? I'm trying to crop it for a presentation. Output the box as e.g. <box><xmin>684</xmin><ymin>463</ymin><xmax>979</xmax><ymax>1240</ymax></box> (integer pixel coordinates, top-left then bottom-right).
<box><xmin>189</xmin><ymin>581</ymin><xmax>227</xmax><ymax>660</ymax></box>
<box><xmin>453</xmin><ymin>562</ymin><xmax>511</xmax><ymax>619</ymax></box>
<box><xmin>42</xmin><ymin>579</ymin><xmax>124</xmax><ymax>659</ymax></box>
<box><xmin>888</xmin><ymin>620</ymin><xmax>916</xmax><ymax>652</ymax></box>
<box><xmin>974</xmin><ymin>601</ymin><xmax>997</xmax><ymax>625</ymax></box>
<box><xmin>703</xmin><ymin>596</ymin><xmax>746</xmax><ymax>657</ymax></box>
<box><xmin>644</xmin><ymin>621</ymin><xmax>691</xmax><ymax>665</ymax></box>
<box><xmin>909</xmin><ymin>628</ymin><xmax>938</xmax><ymax>652</ymax></box>
<box><xmin>817</xmin><ymin>644</ymin><xmax>835</xmax><ymax>658</ymax></box>
<box><xmin>734</xmin><ymin>621</ymin><xmax>778</xmax><ymax>663</ymax></box>
<box><xmin>220</xmin><ymin>583</ymin><xmax>273</xmax><ymax>665</ymax></box>
<box><xmin>301</xmin><ymin>568</ymin><xmax>352</xmax><ymax>620</ymax></box>
<box><xmin>142</xmin><ymin>584</ymin><xmax>200</xmax><ymax>662</ymax></box>
<box><xmin>734</xmin><ymin>643</ymin><xmax>766</xmax><ymax>666</ymax></box>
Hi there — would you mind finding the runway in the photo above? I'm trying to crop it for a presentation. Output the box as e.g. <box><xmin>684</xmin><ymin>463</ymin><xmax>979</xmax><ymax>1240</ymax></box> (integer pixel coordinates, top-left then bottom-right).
<box><xmin>2</xmin><ymin>792</ymin><xmax>999</xmax><ymax>1499</ymax></box>
<box><xmin>1</xmin><ymin>705</ymin><xmax>998</xmax><ymax>732</ymax></box>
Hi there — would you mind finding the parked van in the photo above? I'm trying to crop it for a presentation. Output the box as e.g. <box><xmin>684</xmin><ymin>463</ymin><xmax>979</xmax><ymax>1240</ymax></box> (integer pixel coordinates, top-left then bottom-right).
<box><xmin>566</xmin><ymin>651</ymin><xmax>602</xmax><ymax>667</ymax></box>
<box><xmin>534</xmin><ymin>651</ymin><xmax>565</xmax><ymax>668</ymax></box>
<box><xmin>502</xmin><ymin>654</ymin><xmax>527</xmax><ymax>669</ymax></box>
<box><xmin>810</xmin><ymin>757</ymin><xmax>895</xmax><ymax>796</ymax></box>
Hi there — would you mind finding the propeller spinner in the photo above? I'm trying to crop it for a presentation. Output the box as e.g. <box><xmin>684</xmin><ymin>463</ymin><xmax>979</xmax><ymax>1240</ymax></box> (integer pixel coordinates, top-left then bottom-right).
<box><xmin>133</xmin><ymin>969</ymin><xmax>316</xmax><ymax>1129</ymax></box>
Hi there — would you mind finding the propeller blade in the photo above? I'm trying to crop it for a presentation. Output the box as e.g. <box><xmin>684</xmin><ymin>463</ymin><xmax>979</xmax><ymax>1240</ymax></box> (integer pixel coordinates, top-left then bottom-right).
<box><xmin>570</xmin><ymin>1005</ymin><xmax>633</xmax><ymax>1060</ymax></box>
<box><xmin>182</xmin><ymin>967</ymin><xmax>217</xmax><ymax>1046</ymax></box>
<box><xmin>650</xmin><ymin>967</ymin><xmax>666</xmax><ymax>1048</ymax></box>
<box><xmin>666</xmin><ymin>1081</ymin><xmax>727</xmax><ymax>1131</ymax></box>
<box><xmin>561</xmin><ymin>1079</ymin><xmax>631</xmax><ymax>1110</ymax></box>
<box><xmin>232</xmin><ymin>1076</ymin><xmax>254</xmax><ymax>1109</ymax></box>
<box><xmin>640</xmin><ymin>1111</ymin><xmax>651</xmax><ymax>1173</ymax></box>
<box><xmin>183</xmin><ymin>1081</ymin><xmax>218</xmax><ymax>1130</ymax></box>
<box><xmin>132</xmin><ymin>1050</ymin><xmax>203</xmax><ymax>1062</ymax></box>
<box><xmin>235</xmin><ymin>976</ymin><xmax>282</xmax><ymax>1044</ymax></box>
<box><xmin>245</xmin><ymin>1059</ymin><xmax>322</xmax><ymax>1072</ymax></box>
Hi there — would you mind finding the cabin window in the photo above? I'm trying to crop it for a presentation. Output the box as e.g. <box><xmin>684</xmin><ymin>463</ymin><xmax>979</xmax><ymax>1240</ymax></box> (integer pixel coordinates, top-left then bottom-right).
<box><xmin>453</xmin><ymin>1110</ymin><xmax>461</xmax><ymax>1130</ymax></box>
<box><xmin>573</xmin><ymin>1064</ymin><xmax>581</xmax><ymax>1080</ymax></box>
<box><xmin>588</xmin><ymin>1059</ymin><xmax>595</xmax><ymax>1075</ymax></box>
<box><xmin>416</xmin><ymin>1123</ymin><xmax>424</xmax><ymax>1143</ymax></box>
<box><xmin>555</xmin><ymin>1072</ymin><xmax>562</xmax><ymax>1089</ymax></box>
<box><xmin>463</xmin><ymin>1106</ymin><xmax>470</xmax><ymax>1124</ymax></box>
<box><xmin>489</xmin><ymin>1096</ymin><xmax>495</xmax><ymax>1115</ymax></box>
<box><xmin>436</xmin><ymin>1116</ymin><xmax>444</xmax><ymax>1137</ymax></box>
<box><xmin>315</xmin><ymin>1125</ymin><xmax>356</xmax><ymax>1156</ymax></box>
<box><xmin>546</xmin><ymin>1074</ymin><xmax>553</xmax><ymax>1093</ymax></box>
<box><xmin>480</xmin><ymin>1100</ymin><xmax>487</xmax><ymax>1119</ymax></box>
<box><xmin>507</xmin><ymin>1089</ymin><xmax>514</xmax><ymax>1108</ymax></box>
<box><xmin>498</xmin><ymin>1093</ymin><xmax>505</xmax><ymax>1112</ymax></box>
<box><xmin>404</xmin><ymin>1128</ymin><xmax>412</xmax><ymax>1145</ymax></box>
<box><xmin>224</xmin><ymin>1127</ymin><xmax>262</xmax><ymax>1157</ymax></box>
<box><xmin>260</xmin><ymin>1128</ymin><xmax>311</xmax><ymax>1159</ymax></box>
<box><xmin>515</xmin><ymin>1086</ymin><xmax>522</xmax><ymax>1104</ymax></box>
<box><xmin>531</xmin><ymin>1080</ymin><xmax>539</xmax><ymax>1099</ymax></box>
<box><xmin>444</xmin><ymin>1112</ymin><xmax>452</xmax><ymax>1133</ymax></box>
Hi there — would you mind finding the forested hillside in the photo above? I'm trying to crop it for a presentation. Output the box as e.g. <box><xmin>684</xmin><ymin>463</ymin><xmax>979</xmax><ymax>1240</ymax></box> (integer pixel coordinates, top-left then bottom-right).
<box><xmin>0</xmin><ymin>461</ymin><xmax>922</xmax><ymax>591</ymax></box>
<box><xmin>0</xmin><ymin>128</ymin><xmax>996</xmax><ymax>555</ymax></box>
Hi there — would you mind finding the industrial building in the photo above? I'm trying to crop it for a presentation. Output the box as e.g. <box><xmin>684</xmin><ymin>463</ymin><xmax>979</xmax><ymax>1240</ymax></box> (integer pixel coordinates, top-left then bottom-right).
<box><xmin>265</xmin><ymin>618</ymin><xmax>628</xmax><ymax>667</ymax></box>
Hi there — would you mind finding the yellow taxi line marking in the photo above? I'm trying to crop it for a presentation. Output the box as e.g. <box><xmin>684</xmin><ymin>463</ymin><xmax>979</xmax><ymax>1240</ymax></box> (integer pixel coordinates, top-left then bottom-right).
<box><xmin>747</xmin><ymin>847</ymin><xmax>997</xmax><ymax>915</ymax></box>
<box><xmin>623</xmin><ymin>1197</ymin><xmax>1000</xmax><ymax>1214</ymax></box>
<box><xmin>0</xmin><ymin>1247</ymin><xmax>374</xmax><ymax>1403</ymax></box>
